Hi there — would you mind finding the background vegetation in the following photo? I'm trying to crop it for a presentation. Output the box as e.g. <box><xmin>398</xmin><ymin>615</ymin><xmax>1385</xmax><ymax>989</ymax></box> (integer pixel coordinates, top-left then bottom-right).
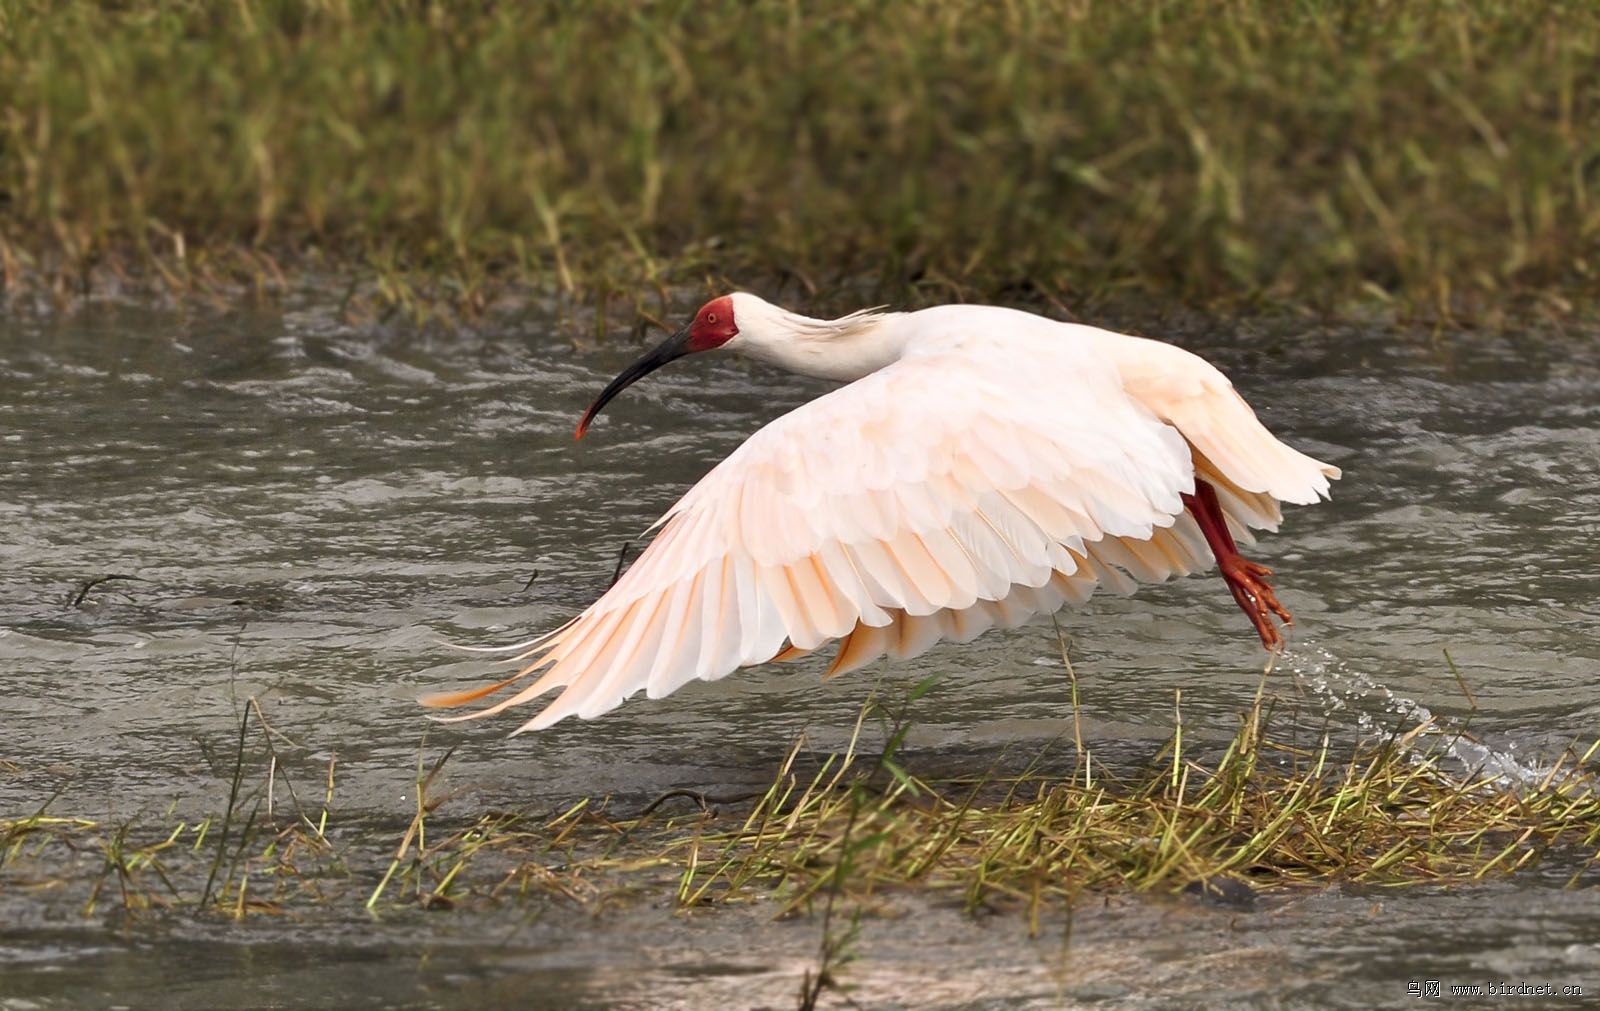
<box><xmin>2</xmin><ymin>0</ymin><xmax>1597</xmax><ymax>321</ymax></box>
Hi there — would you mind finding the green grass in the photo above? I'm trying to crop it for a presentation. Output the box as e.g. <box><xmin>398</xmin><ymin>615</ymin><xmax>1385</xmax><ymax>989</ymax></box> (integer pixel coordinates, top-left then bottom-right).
<box><xmin>1</xmin><ymin>0</ymin><xmax>1597</xmax><ymax>323</ymax></box>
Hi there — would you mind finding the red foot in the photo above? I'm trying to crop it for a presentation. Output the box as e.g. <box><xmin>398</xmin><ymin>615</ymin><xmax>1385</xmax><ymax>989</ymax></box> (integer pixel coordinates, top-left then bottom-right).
<box><xmin>1183</xmin><ymin>482</ymin><xmax>1294</xmax><ymax>651</ymax></box>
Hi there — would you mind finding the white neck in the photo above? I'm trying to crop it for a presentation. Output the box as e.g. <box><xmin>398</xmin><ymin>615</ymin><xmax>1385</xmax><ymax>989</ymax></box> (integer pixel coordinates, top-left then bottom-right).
<box><xmin>724</xmin><ymin>293</ymin><xmax>906</xmax><ymax>382</ymax></box>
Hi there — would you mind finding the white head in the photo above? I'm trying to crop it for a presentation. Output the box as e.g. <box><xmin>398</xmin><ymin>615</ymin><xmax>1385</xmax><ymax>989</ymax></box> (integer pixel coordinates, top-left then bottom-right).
<box><xmin>575</xmin><ymin>293</ymin><xmax>901</xmax><ymax>438</ymax></box>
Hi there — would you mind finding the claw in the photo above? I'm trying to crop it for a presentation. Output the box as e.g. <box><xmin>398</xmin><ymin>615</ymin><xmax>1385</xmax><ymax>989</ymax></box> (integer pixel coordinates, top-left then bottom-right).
<box><xmin>1221</xmin><ymin>554</ymin><xmax>1291</xmax><ymax>649</ymax></box>
<box><xmin>1186</xmin><ymin>481</ymin><xmax>1296</xmax><ymax>652</ymax></box>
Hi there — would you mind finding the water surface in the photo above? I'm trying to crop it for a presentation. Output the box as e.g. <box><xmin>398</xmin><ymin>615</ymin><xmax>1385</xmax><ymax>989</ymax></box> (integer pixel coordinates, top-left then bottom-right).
<box><xmin>2</xmin><ymin>304</ymin><xmax>1597</xmax><ymax>1008</ymax></box>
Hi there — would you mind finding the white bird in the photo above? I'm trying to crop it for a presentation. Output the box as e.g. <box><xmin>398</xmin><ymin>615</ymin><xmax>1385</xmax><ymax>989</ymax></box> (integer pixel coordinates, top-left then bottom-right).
<box><xmin>426</xmin><ymin>294</ymin><xmax>1340</xmax><ymax>733</ymax></box>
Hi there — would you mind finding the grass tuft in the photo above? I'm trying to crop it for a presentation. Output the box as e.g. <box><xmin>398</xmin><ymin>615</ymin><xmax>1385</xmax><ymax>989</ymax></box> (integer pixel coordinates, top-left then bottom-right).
<box><xmin>662</xmin><ymin>688</ymin><xmax>1600</xmax><ymax>923</ymax></box>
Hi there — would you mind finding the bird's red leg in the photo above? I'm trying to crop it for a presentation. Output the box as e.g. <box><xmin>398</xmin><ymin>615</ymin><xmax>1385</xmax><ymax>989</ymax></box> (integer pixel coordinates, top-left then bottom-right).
<box><xmin>1181</xmin><ymin>480</ymin><xmax>1293</xmax><ymax>651</ymax></box>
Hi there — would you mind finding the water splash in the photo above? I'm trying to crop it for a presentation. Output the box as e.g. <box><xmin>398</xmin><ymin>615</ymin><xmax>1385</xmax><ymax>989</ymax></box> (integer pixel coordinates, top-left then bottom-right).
<box><xmin>1280</xmin><ymin>642</ymin><xmax>1560</xmax><ymax>791</ymax></box>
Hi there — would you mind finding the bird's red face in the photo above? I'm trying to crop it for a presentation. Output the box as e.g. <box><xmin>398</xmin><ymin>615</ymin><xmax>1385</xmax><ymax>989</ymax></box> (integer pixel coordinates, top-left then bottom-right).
<box><xmin>686</xmin><ymin>295</ymin><xmax>739</xmax><ymax>352</ymax></box>
<box><xmin>576</xmin><ymin>295</ymin><xmax>740</xmax><ymax>439</ymax></box>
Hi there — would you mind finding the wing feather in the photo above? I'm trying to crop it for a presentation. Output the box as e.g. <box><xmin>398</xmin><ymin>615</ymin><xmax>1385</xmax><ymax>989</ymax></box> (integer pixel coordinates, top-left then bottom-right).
<box><xmin>645</xmin><ymin>573</ymin><xmax>702</xmax><ymax>697</ymax></box>
<box><xmin>816</xmin><ymin>540</ymin><xmax>893</xmax><ymax>627</ymax></box>
<box><xmin>697</xmin><ymin>557</ymin><xmax>736</xmax><ymax>680</ymax></box>
<box><xmin>1078</xmin><ymin>327</ymin><xmax>1340</xmax><ymax>507</ymax></box>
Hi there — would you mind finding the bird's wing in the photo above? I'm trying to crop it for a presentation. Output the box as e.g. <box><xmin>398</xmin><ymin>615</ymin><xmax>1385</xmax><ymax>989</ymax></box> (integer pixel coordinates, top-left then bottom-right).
<box><xmin>427</xmin><ymin>345</ymin><xmax>1209</xmax><ymax>732</ymax></box>
<box><xmin>1076</xmin><ymin>328</ymin><xmax>1341</xmax><ymax>534</ymax></box>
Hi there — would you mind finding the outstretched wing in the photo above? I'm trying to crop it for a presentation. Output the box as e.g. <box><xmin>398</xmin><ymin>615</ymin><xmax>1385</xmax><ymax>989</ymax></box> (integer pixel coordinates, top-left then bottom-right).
<box><xmin>426</xmin><ymin>337</ymin><xmax>1223</xmax><ymax>733</ymax></box>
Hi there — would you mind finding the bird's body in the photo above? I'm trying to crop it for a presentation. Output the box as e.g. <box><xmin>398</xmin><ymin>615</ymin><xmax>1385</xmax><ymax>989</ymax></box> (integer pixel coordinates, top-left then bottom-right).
<box><xmin>428</xmin><ymin>295</ymin><xmax>1339</xmax><ymax>733</ymax></box>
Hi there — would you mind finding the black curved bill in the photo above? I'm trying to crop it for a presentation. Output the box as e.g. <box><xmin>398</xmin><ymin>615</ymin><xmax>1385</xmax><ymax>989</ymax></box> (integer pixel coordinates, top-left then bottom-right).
<box><xmin>575</xmin><ymin>322</ymin><xmax>693</xmax><ymax>439</ymax></box>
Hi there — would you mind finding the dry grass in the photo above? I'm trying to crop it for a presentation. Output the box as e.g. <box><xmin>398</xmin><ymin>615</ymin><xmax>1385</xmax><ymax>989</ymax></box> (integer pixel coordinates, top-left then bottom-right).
<box><xmin>1</xmin><ymin>1</ymin><xmax>1597</xmax><ymax>324</ymax></box>
<box><xmin>4</xmin><ymin>680</ymin><xmax>1597</xmax><ymax>928</ymax></box>
<box><xmin>669</xmin><ymin>687</ymin><xmax>1600</xmax><ymax>920</ymax></box>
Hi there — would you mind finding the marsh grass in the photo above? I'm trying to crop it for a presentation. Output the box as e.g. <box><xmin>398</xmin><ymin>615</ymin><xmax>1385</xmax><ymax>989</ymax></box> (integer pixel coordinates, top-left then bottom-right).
<box><xmin>4</xmin><ymin>683</ymin><xmax>1597</xmax><ymax>931</ymax></box>
<box><xmin>662</xmin><ymin>682</ymin><xmax>1600</xmax><ymax>924</ymax></box>
<box><xmin>2</xmin><ymin>1</ymin><xmax>1597</xmax><ymax>323</ymax></box>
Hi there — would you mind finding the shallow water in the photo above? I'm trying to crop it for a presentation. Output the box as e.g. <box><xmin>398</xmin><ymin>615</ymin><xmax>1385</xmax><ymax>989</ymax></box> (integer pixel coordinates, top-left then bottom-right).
<box><xmin>2</xmin><ymin>303</ymin><xmax>1598</xmax><ymax>1008</ymax></box>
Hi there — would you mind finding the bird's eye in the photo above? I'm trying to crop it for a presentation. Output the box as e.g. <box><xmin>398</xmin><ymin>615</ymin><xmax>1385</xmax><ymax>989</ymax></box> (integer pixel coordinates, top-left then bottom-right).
<box><xmin>706</xmin><ymin>313</ymin><xmax>717</xmax><ymax>324</ymax></box>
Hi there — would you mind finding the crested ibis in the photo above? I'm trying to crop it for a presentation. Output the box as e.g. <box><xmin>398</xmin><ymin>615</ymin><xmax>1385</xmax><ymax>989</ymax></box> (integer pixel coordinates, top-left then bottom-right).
<box><xmin>426</xmin><ymin>294</ymin><xmax>1339</xmax><ymax>732</ymax></box>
